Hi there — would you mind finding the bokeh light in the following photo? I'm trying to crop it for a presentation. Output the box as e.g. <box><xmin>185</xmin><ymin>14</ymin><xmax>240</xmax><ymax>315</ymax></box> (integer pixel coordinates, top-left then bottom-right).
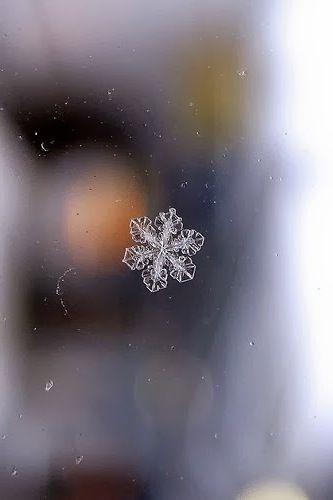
<box><xmin>238</xmin><ymin>480</ymin><xmax>309</xmax><ymax>500</ymax></box>
<box><xmin>65</xmin><ymin>163</ymin><xmax>147</xmax><ymax>272</ymax></box>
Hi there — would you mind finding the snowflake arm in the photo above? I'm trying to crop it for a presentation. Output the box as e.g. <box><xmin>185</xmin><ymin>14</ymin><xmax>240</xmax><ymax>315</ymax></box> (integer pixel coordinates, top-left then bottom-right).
<box><xmin>122</xmin><ymin>245</ymin><xmax>156</xmax><ymax>270</ymax></box>
<box><xmin>154</xmin><ymin>208</ymin><xmax>183</xmax><ymax>245</ymax></box>
<box><xmin>142</xmin><ymin>262</ymin><xmax>168</xmax><ymax>292</ymax></box>
<box><xmin>130</xmin><ymin>216</ymin><xmax>158</xmax><ymax>247</ymax></box>
<box><xmin>167</xmin><ymin>254</ymin><xmax>196</xmax><ymax>282</ymax></box>
<box><xmin>168</xmin><ymin>229</ymin><xmax>205</xmax><ymax>256</ymax></box>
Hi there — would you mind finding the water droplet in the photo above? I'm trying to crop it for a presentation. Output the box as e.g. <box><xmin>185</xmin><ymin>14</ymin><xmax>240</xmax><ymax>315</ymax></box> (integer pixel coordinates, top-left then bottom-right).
<box><xmin>196</xmin><ymin>130</ymin><xmax>201</xmax><ymax>136</ymax></box>
<box><xmin>214</xmin><ymin>432</ymin><xmax>218</xmax><ymax>439</ymax></box>
<box><xmin>45</xmin><ymin>380</ymin><xmax>54</xmax><ymax>392</ymax></box>
<box><xmin>11</xmin><ymin>467</ymin><xmax>18</xmax><ymax>477</ymax></box>
<box><xmin>237</xmin><ymin>69</ymin><xmax>248</xmax><ymax>78</ymax></box>
<box><xmin>188</xmin><ymin>101</ymin><xmax>194</xmax><ymax>107</ymax></box>
<box><xmin>269</xmin><ymin>175</ymin><xmax>273</xmax><ymax>180</ymax></box>
<box><xmin>180</xmin><ymin>181</ymin><xmax>188</xmax><ymax>189</ymax></box>
<box><xmin>250</xmin><ymin>341</ymin><xmax>255</xmax><ymax>347</ymax></box>
<box><xmin>1</xmin><ymin>434</ymin><xmax>7</xmax><ymax>440</ymax></box>
<box><xmin>75</xmin><ymin>455</ymin><xmax>83</xmax><ymax>465</ymax></box>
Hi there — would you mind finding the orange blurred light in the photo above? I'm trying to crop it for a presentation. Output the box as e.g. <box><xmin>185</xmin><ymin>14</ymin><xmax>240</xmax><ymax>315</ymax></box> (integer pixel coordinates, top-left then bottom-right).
<box><xmin>64</xmin><ymin>165</ymin><xmax>147</xmax><ymax>272</ymax></box>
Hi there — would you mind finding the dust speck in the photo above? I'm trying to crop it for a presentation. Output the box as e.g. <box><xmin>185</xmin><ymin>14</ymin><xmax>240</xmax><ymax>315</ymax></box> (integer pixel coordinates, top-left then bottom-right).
<box><xmin>45</xmin><ymin>380</ymin><xmax>54</xmax><ymax>392</ymax></box>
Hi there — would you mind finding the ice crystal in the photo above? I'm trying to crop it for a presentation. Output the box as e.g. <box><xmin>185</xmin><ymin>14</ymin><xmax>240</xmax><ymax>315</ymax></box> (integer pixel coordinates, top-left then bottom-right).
<box><xmin>123</xmin><ymin>208</ymin><xmax>205</xmax><ymax>292</ymax></box>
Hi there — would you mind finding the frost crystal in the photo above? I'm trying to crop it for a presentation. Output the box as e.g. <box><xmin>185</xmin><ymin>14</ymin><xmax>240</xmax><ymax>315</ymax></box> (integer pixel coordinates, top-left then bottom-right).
<box><xmin>123</xmin><ymin>208</ymin><xmax>205</xmax><ymax>292</ymax></box>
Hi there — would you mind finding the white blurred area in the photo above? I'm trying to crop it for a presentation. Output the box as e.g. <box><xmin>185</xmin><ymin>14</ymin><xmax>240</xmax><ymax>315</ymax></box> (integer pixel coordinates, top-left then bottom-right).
<box><xmin>289</xmin><ymin>0</ymin><xmax>333</xmax><ymax>417</ymax></box>
<box><xmin>0</xmin><ymin>0</ymin><xmax>333</xmax><ymax>499</ymax></box>
<box><xmin>288</xmin><ymin>0</ymin><xmax>333</xmax><ymax>488</ymax></box>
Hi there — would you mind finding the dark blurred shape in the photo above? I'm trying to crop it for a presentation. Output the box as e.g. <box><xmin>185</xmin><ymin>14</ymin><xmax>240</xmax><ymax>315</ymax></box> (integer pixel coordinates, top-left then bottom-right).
<box><xmin>45</xmin><ymin>470</ymin><xmax>145</xmax><ymax>500</ymax></box>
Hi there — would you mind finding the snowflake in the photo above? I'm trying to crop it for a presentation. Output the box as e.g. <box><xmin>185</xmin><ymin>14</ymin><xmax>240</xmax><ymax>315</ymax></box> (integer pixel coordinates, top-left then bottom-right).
<box><xmin>122</xmin><ymin>208</ymin><xmax>205</xmax><ymax>292</ymax></box>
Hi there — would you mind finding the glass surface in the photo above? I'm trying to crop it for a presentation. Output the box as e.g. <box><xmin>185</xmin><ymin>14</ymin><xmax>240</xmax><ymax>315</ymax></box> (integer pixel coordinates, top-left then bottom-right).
<box><xmin>0</xmin><ymin>1</ymin><xmax>332</xmax><ymax>499</ymax></box>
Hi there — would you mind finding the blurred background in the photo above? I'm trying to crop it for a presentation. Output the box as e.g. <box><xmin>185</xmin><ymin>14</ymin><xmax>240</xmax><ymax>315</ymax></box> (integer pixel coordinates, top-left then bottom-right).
<box><xmin>0</xmin><ymin>0</ymin><xmax>332</xmax><ymax>498</ymax></box>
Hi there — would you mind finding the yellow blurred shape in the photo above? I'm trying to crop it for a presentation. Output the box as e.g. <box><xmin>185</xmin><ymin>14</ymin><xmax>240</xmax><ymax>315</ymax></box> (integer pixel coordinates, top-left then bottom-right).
<box><xmin>176</xmin><ymin>31</ymin><xmax>261</xmax><ymax>142</ymax></box>
<box><xmin>188</xmin><ymin>41</ymin><xmax>244</xmax><ymax>140</ymax></box>
<box><xmin>65</xmin><ymin>165</ymin><xmax>146</xmax><ymax>272</ymax></box>
<box><xmin>238</xmin><ymin>480</ymin><xmax>309</xmax><ymax>500</ymax></box>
